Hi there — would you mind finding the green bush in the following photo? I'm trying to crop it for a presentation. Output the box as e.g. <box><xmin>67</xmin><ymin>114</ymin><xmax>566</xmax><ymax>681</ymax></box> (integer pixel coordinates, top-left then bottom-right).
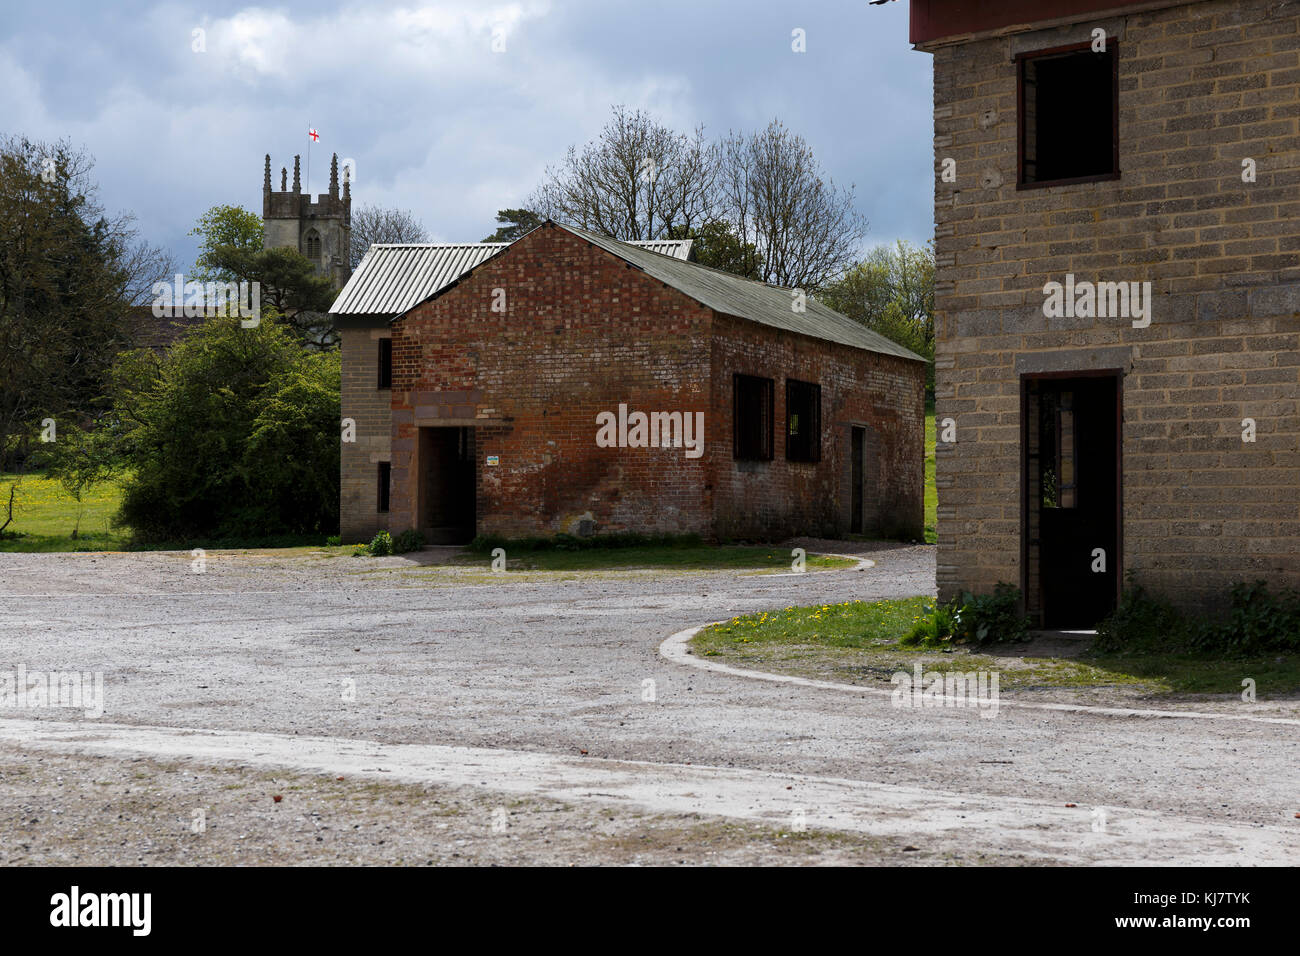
<box><xmin>900</xmin><ymin>584</ymin><xmax>1028</xmax><ymax>648</ymax></box>
<box><xmin>1192</xmin><ymin>580</ymin><xmax>1300</xmax><ymax>655</ymax></box>
<box><xmin>951</xmin><ymin>583</ymin><xmax>1029</xmax><ymax>646</ymax></box>
<box><xmin>366</xmin><ymin>531</ymin><xmax>393</xmax><ymax>557</ymax></box>
<box><xmin>393</xmin><ymin>529</ymin><xmax>424</xmax><ymax>554</ymax></box>
<box><xmin>1093</xmin><ymin>578</ymin><xmax>1188</xmax><ymax>652</ymax></box>
<box><xmin>352</xmin><ymin>529</ymin><xmax>422</xmax><ymax>557</ymax></box>
<box><xmin>900</xmin><ymin>603</ymin><xmax>956</xmax><ymax>647</ymax></box>
<box><xmin>325</xmin><ymin>535</ymin><xmax>341</xmax><ymax>547</ymax></box>
<box><xmin>1096</xmin><ymin>577</ymin><xmax>1300</xmax><ymax>655</ymax></box>
<box><xmin>111</xmin><ymin>315</ymin><xmax>339</xmax><ymax>542</ymax></box>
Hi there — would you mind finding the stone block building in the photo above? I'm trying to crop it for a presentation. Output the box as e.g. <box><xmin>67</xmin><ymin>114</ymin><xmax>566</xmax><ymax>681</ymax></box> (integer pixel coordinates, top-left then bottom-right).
<box><xmin>332</xmin><ymin>222</ymin><xmax>926</xmax><ymax>544</ymax></box>
<box><xmin>908</xmin><ymin>0</ymin><xmax>1300</xmax><ymax>624</ymax></box>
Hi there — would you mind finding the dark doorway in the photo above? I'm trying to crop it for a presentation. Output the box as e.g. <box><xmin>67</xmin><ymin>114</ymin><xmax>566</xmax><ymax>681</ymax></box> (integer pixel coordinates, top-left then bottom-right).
<box><xmin>850</xmin><ymin>426</ymin><xmax>865</xmax><ymax>534</ymax></box>
<box><xmin>1023</xmin><ymin>374</ymin><xmax>1121</xmax><ymax>628</ymax></box>
<box><xmin>418</xmin><ymin>426</ymin><xmax>476</xmax><ymax>544</ymax></box>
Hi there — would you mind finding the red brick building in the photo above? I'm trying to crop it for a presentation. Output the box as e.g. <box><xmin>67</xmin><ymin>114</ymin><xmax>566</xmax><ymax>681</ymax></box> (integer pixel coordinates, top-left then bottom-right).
<box><xmin>336</xmin><ymin>221</ymin><xmax>925</xmax><ymax>544</ymax></box>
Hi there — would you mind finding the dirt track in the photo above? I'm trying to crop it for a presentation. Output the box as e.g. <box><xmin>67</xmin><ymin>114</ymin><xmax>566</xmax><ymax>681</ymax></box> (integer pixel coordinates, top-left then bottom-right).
<box><xmin>1</xmin><ymin>542</ymin><xmax>1297</xmax><ymax>864</ymax></box>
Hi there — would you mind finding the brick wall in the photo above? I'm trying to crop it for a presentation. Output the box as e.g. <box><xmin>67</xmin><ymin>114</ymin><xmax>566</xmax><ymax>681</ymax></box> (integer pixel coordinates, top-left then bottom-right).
<box><xmin>708</xmin><ymin>314</ymin><xmax>924</xmax><ymax>540</ymax></box>
<box><xmin>389</xmin><ymin>225</ymin><xmax>716</xmax><ymax>539</ymax></box>
<box><xmin>931</xmin><ymin>0</ymin><xmax>1300</xmax><ymax>611</ymax></box>
<box><xmin>386</xmin><ymin>224</ymin><xmax>925</xmax><ymax>541</ymax></box>
<box><xmin>339</xmin><ymin>322</ymin><xmax>392</xmax><ymax>542</ymax></box>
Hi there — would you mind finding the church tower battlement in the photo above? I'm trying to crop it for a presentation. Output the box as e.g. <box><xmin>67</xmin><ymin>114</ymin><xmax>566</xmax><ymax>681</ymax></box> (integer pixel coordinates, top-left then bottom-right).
<box><xmin>262</xmin><ymin>153</ymin><xmax>352</xmax><ymax>289</ymax></box>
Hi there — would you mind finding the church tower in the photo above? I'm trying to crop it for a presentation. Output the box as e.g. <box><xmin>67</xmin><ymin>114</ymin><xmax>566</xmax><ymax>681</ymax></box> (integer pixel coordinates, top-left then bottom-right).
<box><xmin>262</xmin><ymin>152</ymin><xmax>352</xmax><ymax>288</ymax></box>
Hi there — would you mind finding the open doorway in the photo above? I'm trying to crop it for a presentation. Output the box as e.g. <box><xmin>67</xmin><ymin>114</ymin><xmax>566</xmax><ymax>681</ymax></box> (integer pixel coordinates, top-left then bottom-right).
<box><xmin>850</xmin><ymin>426</ymin><xmax>866</xmax><ymax>534</ymax></box>
<box><xmin>417</xmin><ymin>426</ymin><xmax>476</xmax><ymax>544</ymax></box>
<box><xmin>1022</xmin><ymin>373</ymin><xmax>1121</xmax><ymax>628</ymax></box>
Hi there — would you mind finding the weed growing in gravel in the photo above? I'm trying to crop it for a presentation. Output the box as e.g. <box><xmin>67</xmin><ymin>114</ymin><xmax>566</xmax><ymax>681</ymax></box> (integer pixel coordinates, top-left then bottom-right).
<box><xmin>1096</xmin><ymin>576</ymin><xmax>1300</xmax><ymax>656</ymax></box>
<box><xmin>901</xmin><ymin>584</ymin><xmax>1029</xmax><ymax>648</ymax></box>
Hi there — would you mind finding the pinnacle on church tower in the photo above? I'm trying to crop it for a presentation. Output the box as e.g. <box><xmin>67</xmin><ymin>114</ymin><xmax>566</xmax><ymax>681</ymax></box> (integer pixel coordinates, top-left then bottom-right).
<box><xmin>262</xmin><ymin>149</ymin><xmax>352</xmax><ymax>289</ymax></box>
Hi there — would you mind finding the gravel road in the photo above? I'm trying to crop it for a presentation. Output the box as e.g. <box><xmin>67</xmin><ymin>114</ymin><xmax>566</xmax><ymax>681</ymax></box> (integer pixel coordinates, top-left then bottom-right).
<box><xmin>1</xmin><ymin>541</ymin><xmax>1296</xmax><ymax>864</ymax></box>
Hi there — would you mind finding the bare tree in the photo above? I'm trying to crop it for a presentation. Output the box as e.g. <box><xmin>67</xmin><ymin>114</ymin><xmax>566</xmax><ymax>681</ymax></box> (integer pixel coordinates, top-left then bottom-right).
<box><xmin>349</xmin><ymin>204</ymin><xmax>430</xmax><ymax>269</ymax></box>
<box><xmin>718</xmin><ymin>120</ymin><xmax>866</xmax><ymax>292</ymax></box>
<box><xmin>530</xmin><ymin>105</ymin><xmax>719</xmax><ymax>241</ymax></box>
<box><xmin>524</xmin><ymin>109</ymin><xmax>866</xmax><ymax>289</ymax></box>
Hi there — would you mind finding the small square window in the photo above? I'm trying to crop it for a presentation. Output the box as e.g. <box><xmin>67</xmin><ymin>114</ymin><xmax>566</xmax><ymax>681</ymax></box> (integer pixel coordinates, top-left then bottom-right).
<box><xmin>377</xmin><ymin>461</ymin><xmax>391</xmax><ymax>514</ymax></box>
<box><xmin>377</xmin><ymin>338</ymin><xmax>392</xmax><ymax>390</ymax></box>
<box><xmin>733</xmin><ymin>374</ymin><xmax>774</xmax><ymax>461</ymax></box>
<box><xmin>1018</xmin><ymin>43</ymin><xmax>1119</xmax><ymax>188</ymax></box>
<box><xmin>785</xmin><ymin>380</ymin><xmax>821</xmax><ymax>462</ymax></box>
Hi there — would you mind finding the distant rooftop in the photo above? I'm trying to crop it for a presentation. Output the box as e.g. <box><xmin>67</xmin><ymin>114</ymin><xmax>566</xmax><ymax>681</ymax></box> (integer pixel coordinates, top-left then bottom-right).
<box><xmin>401</xmin><ymin>221</ymin><xmax>925</xmax><ymax>363</ymax></box>
<box><xmin>331</xmin><ymin>235</ymin><xmax>692</xmax><ymax>316</ymax></box>
<box><xmin>554</xmin><ymin>223</ymin><xmax>924</xmax><ymax>361</ymax></box>
<box><xmin>122</xmin><ymin>305</ymin><xmax>205</xmax><ymax>350</ymax></box>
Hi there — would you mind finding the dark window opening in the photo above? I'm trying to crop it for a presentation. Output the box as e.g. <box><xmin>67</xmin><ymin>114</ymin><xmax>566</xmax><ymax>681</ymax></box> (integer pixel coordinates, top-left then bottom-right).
<box><xmin>850</xmin><ymin>426</ymin><xmax>866</xmax><ymax>534</ymax></box>
<box><xmin>377</xmin><ymin>338</ymin><xmax>392</xmax><ymax>389</ymax></box>
<box><xmin>377</xmin><ymin>461</ymin><xmax>391</xmax><ymax>514</ymax></box>
<box><xmin>733</xmin><ymin>373</ymin><xmax>774</xmax><ymax>461</ymax></box>
<box><xmin>304</xmin><ymin>230</ymin><xmax>322</xmax><ymax>260</ymax></box>
<box><xmin>785</xmin><ymin>379</ymin><xmax>821</xmax><ymax>462</ymax></box>
<box><xmin>1018</xmin><ymin>43</ymin><xmax>1118</xmax><ymax>187</ymax></box>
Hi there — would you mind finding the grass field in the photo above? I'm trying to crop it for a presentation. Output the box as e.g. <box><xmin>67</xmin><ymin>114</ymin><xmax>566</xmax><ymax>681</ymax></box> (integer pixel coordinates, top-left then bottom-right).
<box><xmin>691</xmin><ymin>597</ymin><xmax>1300</xmax><ymax>698</ymax></box>
<box><xmin>0</xmin><ymin>473</ymin><xmax>129</xmax><ymax>552</ymax></box>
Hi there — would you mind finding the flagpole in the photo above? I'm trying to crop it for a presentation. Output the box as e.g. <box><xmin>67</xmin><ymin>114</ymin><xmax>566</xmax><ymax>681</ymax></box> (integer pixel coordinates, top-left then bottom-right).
<box><xmin>306</xmin><ymin>136</ymin><xmax>311</xmax><ymax>197</ymax></box>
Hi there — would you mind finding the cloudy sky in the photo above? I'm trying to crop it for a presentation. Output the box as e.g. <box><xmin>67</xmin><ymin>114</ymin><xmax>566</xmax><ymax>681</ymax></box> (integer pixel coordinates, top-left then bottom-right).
<box><xmin>1</xmin><ymin>0</ymin><xmax>932</xmax><ymax>271</ymax></box>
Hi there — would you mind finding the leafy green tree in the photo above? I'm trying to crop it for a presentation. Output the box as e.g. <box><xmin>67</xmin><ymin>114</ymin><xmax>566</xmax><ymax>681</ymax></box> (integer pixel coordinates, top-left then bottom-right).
<box><xmin>482</xmin><ymin>208</ymin><xmax>543</xmax><ymax>243</ymax></box>
<box><xmin>111</xmin><ymin>314</ymin><xmax>339</xmax><ymax>542</ymax></box>
<box><xmin>820</xmin><ymin>240</ymin><xmax>935</xmax><ymax>388</ymax></box>
<box><xmin>0</xmin><ymin>135</ymin><xmax>171</xmax><ymax>527</ymax></box>
<box><xmin>666</xmin><ymin>221</ymin><xmax>760</xmax><ymax>279</ymax></box>
<box><xmin>39</xmin><ymin>423</ymin><xmax>123</xmax><ymax>538</ymax></box>
<box><xmin>203</xmin><ymin>245</ymin><xmax>337</xmax><ymax>347</ymax></box>
<box><xmin>188</xmin><ymin>204</ymin><xmax>263</xmax><ymax>280</ymax></box>
<box><xmin>241</xmin><ymin>355</ymin><xmax>342</xmax><ymax>534</ymax></box>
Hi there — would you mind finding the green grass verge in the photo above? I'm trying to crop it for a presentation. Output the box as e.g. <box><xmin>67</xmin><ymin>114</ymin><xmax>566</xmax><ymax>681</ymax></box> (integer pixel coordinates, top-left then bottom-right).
<box><xmin>691</xmin><ymin>596</ymin><xmax>1300</xmax><ymax>698</ymax></box>
<box><xmin>452</xmin><ymin>545</ymin><xmax>857</xmax><ymax>573</ymax></box>
<box><xmin>698</xmin><ymin>596</ymin><xmax>933</xmax><ymax>649</ymax></box>
<box><xmin>0</xmin><ymin>472</ymin><xmax>129</xmax><ymax>552</ymax></box>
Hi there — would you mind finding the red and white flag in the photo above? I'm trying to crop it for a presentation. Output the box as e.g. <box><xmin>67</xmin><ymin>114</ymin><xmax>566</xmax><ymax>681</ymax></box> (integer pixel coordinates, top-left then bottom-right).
<box><xmin>308</xmin><ymin>128</ymin><xmax>320</xmax><ymax>142</ymax></box>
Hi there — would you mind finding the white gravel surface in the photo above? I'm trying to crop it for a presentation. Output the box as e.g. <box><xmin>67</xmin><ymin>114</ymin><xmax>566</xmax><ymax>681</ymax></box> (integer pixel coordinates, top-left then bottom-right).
<box><xmin>1</xmin><ymin>541</ymin><xmax>1297</xmax><ymax>864</ymax></box>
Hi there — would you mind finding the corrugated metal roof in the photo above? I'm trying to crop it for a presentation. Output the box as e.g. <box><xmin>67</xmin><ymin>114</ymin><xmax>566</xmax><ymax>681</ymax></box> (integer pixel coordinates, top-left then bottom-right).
<box><xmin>560</xmin><ymin>224</ymin><xmax>926</xmax><ymax>362</ymax></box>
<box><xmin>330</xmin><ymin>243</ymin><xmax>507</xmax><ymax>315</ymax></box>
<box><xmin>624</xmin><ymin>238</ymin><xmax>694</xmax><ymax>258</ymax></box>
<box><xmin>331</xmin><ymin>235</ymin><xmax>692</xmax><ymax>316</ymax></box>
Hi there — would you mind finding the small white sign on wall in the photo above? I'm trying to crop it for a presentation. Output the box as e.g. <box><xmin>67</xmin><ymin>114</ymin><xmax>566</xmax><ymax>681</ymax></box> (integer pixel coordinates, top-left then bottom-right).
<box><xmin>486</xmin><ymin>455</ymin><xmax>500</xmax><ymax>467</ymax></box>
